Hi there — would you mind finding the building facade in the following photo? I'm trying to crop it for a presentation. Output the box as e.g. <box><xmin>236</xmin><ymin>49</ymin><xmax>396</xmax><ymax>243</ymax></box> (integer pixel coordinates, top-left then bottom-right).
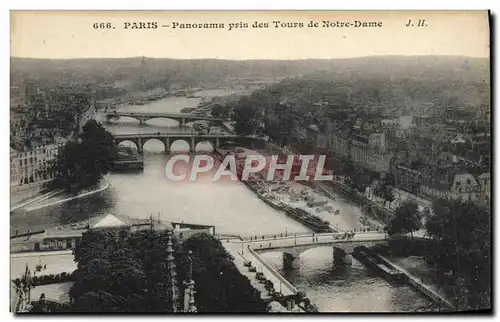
<box><xmin>328</xmin><ymin>131</ymin><xmax>393</xmax><ymax>174</ymax></box>
<box><xmin>392</xmin><ymin>162</ymin><xmax>487</xmax><ymax>205</ymax></box>
<box><xmin>477</xmin><ymin>172</ymin><xmax>491</xmax><ymax>206</ymax></box>
<box><xmin>10</xmin><ymin>142</ymin><xmax>66</xmax><ymax>187</ymax></box>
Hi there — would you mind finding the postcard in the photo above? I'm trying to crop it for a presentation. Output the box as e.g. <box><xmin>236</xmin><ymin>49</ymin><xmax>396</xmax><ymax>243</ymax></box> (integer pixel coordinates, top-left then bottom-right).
<box><xmin>10</xmin><ymin>10</ymin><xmax>491</xmax><ymax>313</ymax></box>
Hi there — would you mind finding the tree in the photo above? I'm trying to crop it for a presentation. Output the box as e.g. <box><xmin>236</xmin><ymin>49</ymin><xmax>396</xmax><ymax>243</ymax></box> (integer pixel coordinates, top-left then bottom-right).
<box><xmin>381</xmin><ymin>185</ymin><xmax>395</xmax><ymax>206</ymax></box>
<box><xmin>211</xmin><ymin>104</ymin><xmax>230</xmax><ymax>119</ymax></box>
<box><xmin>425</xmin><ymin>199</ymin><xmax>490</xmax><ymax>311</ymax></box>
<box><xmin>386</xmin><ymin>201</ymin><xmax>422</xmax><ymax>237</ymax></box>
<box><xmin>69</xmin><ymin>229</ymin><xmax>267</xmax><ymax>313</ymax></box>
<box><xmin>177</xmin><ymin>233</ymin><xmax>267</xmax><ymax>313</ymax></box>
<box><xmin>50</xmin><ymin>120</ymin><xmax>117</xmax><ymax>193</ymax></box>
<box><xmin>71</xmin><ymin>291</ymin><xmax>128</xmax><ymax>313</ymax></box>
<box><xmin>232</xmin><ymin>98</ymin><xmax>261</xmax><ymax>136</ymax></box>
<box><xmin>373</xmin><ymin>181</ymin><xmax>395</xmax><ymax>207</ymax></box>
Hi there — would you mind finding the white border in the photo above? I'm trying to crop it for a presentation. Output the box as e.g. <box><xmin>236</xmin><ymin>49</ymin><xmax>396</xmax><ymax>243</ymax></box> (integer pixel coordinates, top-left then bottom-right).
<box><xmin>2</xmin><ymin>1</ymin><xmax>497</xmax><ymax>322</ymax></box>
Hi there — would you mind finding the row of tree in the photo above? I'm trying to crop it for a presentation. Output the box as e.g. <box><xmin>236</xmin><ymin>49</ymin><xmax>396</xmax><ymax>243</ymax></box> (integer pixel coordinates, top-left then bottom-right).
<box><xmin>64</xmin><ymin>229</ymin><xmax>266</xmax><ymax>313</ymax></box>
<box><xmin>385</xmin><ymin>199</ymin><xmax>490</xmax><ymax>311</ymax></box>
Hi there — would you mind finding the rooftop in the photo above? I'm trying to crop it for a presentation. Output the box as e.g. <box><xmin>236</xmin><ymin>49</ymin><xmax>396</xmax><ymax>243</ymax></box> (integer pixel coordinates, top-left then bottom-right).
<box><xmin>478</xmin><ymin>172</ymin><xmax>490</xmax><ymax>179</ymax></box>
<box><xmin>90</xmin><ymin>213</ymin><xmax>132</xmax><ymax>229</ymax></box>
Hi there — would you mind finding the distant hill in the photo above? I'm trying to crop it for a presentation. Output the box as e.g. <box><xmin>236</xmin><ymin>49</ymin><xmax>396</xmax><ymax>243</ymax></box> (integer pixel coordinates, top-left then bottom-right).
<box><xmin>10</xmin><ymin>56</ymin><xmax>489</xmax><ymax>113</ymax></box>
<box><xmin>11</xmin><ymin>55</ymin><xmax>489</xmax><ymax>86</ymax></box>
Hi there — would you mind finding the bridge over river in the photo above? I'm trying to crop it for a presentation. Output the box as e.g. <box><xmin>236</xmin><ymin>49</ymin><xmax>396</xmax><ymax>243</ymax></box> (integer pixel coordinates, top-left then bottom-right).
<box><xmin>221</xmin><ymin>231</ymin><xmax>391</xmax><ymax>305</ymax></box>
<box><xmin>106</xmin><ymin>112</ymin><xmax>225</xmax><ymax>126</ymax></box>
<box><xmin>113</xmin><ymin>132</ymin><xmax>261</xmax><ymax>154</ymax></box>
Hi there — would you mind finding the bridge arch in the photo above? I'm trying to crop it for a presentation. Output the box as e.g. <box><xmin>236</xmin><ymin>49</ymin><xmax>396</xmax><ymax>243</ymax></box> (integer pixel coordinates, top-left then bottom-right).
<box><xmin>116</xmin><ymin>140</ymin><xmax>140</xmax><ymax>153</ymax></box>
<box><xmin>144</xmin><ymin>117</ymin><xmax>182</xmax><ymax>127</ymax></box>
<box><xmin>170</xmin><ymin>139</ymin><xmax>191</xmax><ymax>153</ymax></box>
<box><xmin>143</xmin><ymin>138</ymin><xmax>166</xmax><ymax>153</ymax></box>
<box><xmin>108</xmin><ymin>116</ymin><xmax>141</xmax><ymax>124</ymax></box>
<box><xmin>194</xmin><ymin>141</ymin><xmax>214</xmax><ymax>153</ymax></box>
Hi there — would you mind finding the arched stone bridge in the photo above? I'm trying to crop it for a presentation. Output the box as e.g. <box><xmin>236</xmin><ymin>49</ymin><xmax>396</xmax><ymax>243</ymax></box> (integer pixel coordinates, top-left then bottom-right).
<box><xmin>113</xmin><ymin>132</ymin><xmax>260</xmax><ymax>154</ymax></box>
<box><xmin>105</xmin><ymin>112</ymin><xmax>225</xmax><ymax>126</ymax></box>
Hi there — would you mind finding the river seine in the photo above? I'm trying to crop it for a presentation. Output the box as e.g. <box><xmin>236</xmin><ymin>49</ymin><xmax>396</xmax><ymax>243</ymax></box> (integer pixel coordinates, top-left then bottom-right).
<box><xmin>10</xmin><ymin>92</ymin><xmax>433</xmax><ymax>312</ymax></box>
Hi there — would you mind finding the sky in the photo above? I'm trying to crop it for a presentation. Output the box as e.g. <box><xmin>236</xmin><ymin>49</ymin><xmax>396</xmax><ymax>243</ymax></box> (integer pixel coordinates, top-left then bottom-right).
<box><xmin>10</xmin><ymin>10</ymin><xmax>490</xmax><ymax>60</ymax></box>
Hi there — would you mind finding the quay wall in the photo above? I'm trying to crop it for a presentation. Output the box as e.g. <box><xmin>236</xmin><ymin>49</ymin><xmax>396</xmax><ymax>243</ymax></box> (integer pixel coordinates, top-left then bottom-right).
<box><xmin>25</xmin><ymin>179</ymin><xmax>109</xmax><ymax>212</ymax></box>
<box><xmin>375</xmin><ymin>254</ymin><xmax>453</xmax><ymax>309</ymax></box>
<box><xmin>247</xmin><ymin>246</ymin><xmax>299</xmax><ymax>295</ymax></box>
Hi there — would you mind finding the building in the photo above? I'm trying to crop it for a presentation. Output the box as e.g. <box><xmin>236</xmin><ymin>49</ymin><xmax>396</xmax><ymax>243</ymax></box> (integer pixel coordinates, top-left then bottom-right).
<box><xmin>10</xmin><ymin>148</ymin><xmax>20</xmax><ymax>187</ymax></box>
<box><xmin>392</xmin><ymin>165</ymin><xmax>429</xmax><ymax>195</ymax></box>
<box><xmin>328</xmin><ymin>131</ymin><xmax>393</xmax><ymax>174</ymax></box>
<box><xmin>12</xmin><ymin>214</ymin><xmax>199</xmax><ymax>313</ymax></box>
<box><xmin>348</xmin><ymin>133</ymin><xmax>393</xmax><ymax>173</ymax></box>
<box><xmin>381</xmin><ymin>118</ymin><xmax>399</xmax><ymax>127</ymax></box>
<box><xmin>330</xmin><ymin>132</ymin><xmax>350</xmax><ymax>158</ymax></box>
<box><xmin>450</xmin><ymin>134</ymin><xmax>466</xmax><ymax>145</ymax></box>
<box><xmin>393</xmin><ymin>161</ymin><xmax>486</xmax><ymax>204</ymax></box>
<box><xmin>448</xmin><ymin>173</ymin><xmax>480</xmax><ymax>202</ymax></box>
<box><xmin>477</xmin><ymin>172</ymin><xmax>491</xmax><ymax>206</ymax></box>
<box><xmin>10</xmin><ymin>141</ymin><xmax>66</xmax><ymax>187</ymax></box>
<box><xmin>26</xmin><ymin>214</ymin><xmax>215</xmax><ymax>253</ymax></box>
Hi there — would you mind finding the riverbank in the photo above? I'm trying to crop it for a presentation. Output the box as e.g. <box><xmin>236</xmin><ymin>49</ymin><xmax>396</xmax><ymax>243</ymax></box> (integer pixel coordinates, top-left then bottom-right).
<box><xmin>370</xmin><ymin>237</ymin><xmax>456</xmax><ymax>309</ymax></box>
<box><xmin>24</xmin><ymin>178</ymin><xmax>110</xmax><ymax>212</ymax></box>
<box><xmin>215</xmin><ymin>146</ymin><xmax>384</xmax><ymax>233</ymax></box>
<box><xmin>260</xmin><ymin>142</ymin><xmax>391</xmax><ymax>228</ymax></box>
<box><xmin>379</xmin><ymin>254</ymin><xmax>453</xmax><ymax>310</ymax></box>
<box><xmin>10</xmin><ymin>189</ymin><xmax>63</xmax><ymax>213</ymax></box>
<box><xmin>10</xmin><ymin>179</ymin><xmax>56</xmax><ymax>211</ymax></box>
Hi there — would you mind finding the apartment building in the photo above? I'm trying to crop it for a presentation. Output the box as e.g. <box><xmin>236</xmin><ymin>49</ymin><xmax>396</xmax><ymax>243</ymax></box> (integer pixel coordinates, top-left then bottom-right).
<box><xmin>329</xmin><ymin>131</ymin><xmax>393</xmax><ymax>174</ymax></box>
<box><xmin>10</xmin><ymin>141</ymin><xmax>67</xmax><ymax>187</ymax></box>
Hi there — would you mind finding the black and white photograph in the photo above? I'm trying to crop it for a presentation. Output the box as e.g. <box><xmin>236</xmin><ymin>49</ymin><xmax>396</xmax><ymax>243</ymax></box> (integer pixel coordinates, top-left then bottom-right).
<box><xmin>9</xmin><ymin>10</ymin><xmax>491</xmax><ymax>313</ymax></box>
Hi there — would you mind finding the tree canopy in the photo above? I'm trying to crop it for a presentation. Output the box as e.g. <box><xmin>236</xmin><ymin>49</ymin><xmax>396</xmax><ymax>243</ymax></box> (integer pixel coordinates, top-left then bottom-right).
<box><xmin>425</xmin><ymin>199</ymin><xmax>490</xmax><ymax>311</ymax></box>
<box><xmin>232</xmin><ymin>97</ymin><xmax>261</xmax><ymax>136</ymax></box>
<box><xmin>385</xmin><ymin>201</ymin><xmax>422</xmax><ymax>237</ymax></box>
<box><xmin>210</xmin><ymin>104</ymin><xmax>230</xmax><ymax>119</ymax></box>
<box><xmin>50</xmin><ymin>120</ymin><xmax>117</xmax><ymax>193</ymax></box>
<box><xmin>176</xmin><ymin>233</ymin><xmax>267</xmax><ymax>313</ymax></box>
<box><xmin>68</xmin><ymin>229</ymin><xmax>266</xmax><ymax>313</ymax></box>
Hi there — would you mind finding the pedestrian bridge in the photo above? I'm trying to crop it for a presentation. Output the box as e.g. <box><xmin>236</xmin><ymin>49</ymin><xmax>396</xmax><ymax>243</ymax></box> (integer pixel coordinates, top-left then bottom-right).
<box><xmin>113</xmin><ymin>132</ymin><xmax>259</xmax><ymax>154</ymax></box>
<box><xmin>105</xmin><ymin>112</ymin><xmax>225</xmax><ymax>126</ymax></box>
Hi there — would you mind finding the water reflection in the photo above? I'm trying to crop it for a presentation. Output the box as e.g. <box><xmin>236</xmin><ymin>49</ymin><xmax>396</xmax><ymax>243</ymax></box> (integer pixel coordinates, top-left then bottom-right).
<box><xmin>259</xmin><ymin>248</ymin><xmax>433</xmax><ymax>312</ymax></box>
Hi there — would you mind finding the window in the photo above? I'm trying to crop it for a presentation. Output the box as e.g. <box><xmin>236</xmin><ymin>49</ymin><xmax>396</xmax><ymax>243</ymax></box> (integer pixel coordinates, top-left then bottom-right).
<box><xmin>456</xmin><ymin>181</ymin><xmax>461</xmax><ymax>186</ymax></box>
<box><xmin>458</xmin><ymin>188</ymin><xmax>462</xmax><ymax>193</ymax></box>
<box><xmin>466</xmin><ymin>179</ymin><xmax>471</xmax><ymax>185</ymax></box>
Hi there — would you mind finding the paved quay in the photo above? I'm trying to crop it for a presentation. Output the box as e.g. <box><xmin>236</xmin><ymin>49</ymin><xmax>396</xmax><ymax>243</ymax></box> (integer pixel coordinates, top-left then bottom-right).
<box><xmin>222</xmin><ymin>240</ymin><xmax>298</xmax><ymax>297</ymax></box>
<box><xmin>10</xmin><ymin>251</ymin><xmax>76</xmax><ymax>280</ymax></box>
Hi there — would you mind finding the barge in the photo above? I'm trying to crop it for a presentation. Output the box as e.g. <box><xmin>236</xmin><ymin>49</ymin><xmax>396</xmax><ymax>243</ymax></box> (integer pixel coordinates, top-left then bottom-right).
<box><xmin>246</xmin><ymin>180</ymin><xmax>333</xmax><ymax>233</ymax></box>
<box><xmin>352</xmin><ymin>246</ymin><xmax>406</xmax><ymax>283</ymax></box>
